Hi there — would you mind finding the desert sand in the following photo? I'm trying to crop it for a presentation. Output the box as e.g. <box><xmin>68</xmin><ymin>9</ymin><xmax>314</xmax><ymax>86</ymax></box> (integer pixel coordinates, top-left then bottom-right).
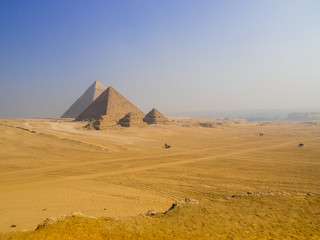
<box><xmin>0</xmin><ymin>118</ymin><xmax>319</xmax><ymax>239</ymax></box>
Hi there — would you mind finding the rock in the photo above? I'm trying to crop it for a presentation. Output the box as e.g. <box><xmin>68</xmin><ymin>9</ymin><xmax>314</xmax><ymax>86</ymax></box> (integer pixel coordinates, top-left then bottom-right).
<box><xmin>146</xmin><ymin>210</ymin><xmax>156</xmax><ymax>216</ymax></box>
<box><xmin>199</xmin><ymin>122</ymin><xmax>215</xmax><ymax>128</ymax></box>
<box><xmin>35</xmin><ymin>212</ymin><xmax>89</xmax><ymax>231</ymax></box>
<box><xmin>164</xmin><ymin>198</ymin><xmax>199</xmax><ymax>214</ymax></box>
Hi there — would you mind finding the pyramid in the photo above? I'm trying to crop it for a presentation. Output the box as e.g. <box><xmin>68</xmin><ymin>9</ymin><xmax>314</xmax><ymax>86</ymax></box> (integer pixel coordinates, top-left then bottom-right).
<box><xmin>90</xmin><ymin>115</ymin><xmax>120</xmax><ymax>130</ymax></box>
<box><xmin>75</xmin><ymin>86</ymin><xmax>144</xmax><ymax>121</ymax></box>
<box><xmin>61</xmin><ymin>80</ymin><xmax>106</xmax><ymax>118</ymax></box>
<box><xmin>119</xmin><ymin>112</ymin><xmax>147</xmax><ymax>127</ymax></box>
<box><xmin>143</xmin><ymin>108</ymin><xmax>169</xmax><ymax>124</ymax></box>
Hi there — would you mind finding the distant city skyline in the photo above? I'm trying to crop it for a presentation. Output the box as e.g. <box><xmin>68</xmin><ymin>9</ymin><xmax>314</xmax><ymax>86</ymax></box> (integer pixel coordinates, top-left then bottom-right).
<box><xmin>1</xmin><ymin>1</ymin><xmax>320</xmax><ymax>118</ymax></box>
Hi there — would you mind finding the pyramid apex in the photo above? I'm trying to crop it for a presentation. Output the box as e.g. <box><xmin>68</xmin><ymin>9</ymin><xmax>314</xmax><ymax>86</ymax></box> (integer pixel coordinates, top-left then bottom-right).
<box><xmin>106</xmin><ymin>86</ymin><xmax>118</xmax><ymax>94</ymax></box>
<box><xmin>93</xmin><ymin>80</ymin><xmax>105</xmax><ymax>88</ymax></box>
<box><xmin>150</xmin><ymin>108</ymin><xmax>161</xmax><ymax>114</ymax></box>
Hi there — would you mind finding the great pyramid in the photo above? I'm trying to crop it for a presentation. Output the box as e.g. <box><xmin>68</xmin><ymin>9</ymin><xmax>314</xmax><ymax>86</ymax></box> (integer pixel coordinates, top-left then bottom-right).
<box><xmin>61</xmin><ymin>80</ymin><xmax>106</xmax><ymax>118</ymax></box>
<box><xmin>143</xmin><ymin>108</ymin><xmax>169</xmax><ymax>124</ymax></box>
<box><xmin>75</xmin><ymin>86</ymin><xmax>144</xmax><ymax>121</ymax></box>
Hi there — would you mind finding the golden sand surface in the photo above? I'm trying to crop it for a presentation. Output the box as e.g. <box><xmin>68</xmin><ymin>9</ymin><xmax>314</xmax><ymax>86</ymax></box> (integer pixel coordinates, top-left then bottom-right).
<box><xmin>0</xmin><ymin>118</ymin><xmax>319</xmax><ymax>238</ymax></box>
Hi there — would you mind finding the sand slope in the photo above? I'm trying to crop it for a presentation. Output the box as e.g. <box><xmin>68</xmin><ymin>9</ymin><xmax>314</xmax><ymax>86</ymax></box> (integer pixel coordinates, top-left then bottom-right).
<box><xmin>0</xmin><ymin>118</ymin><xmax>319</xmax><ymax>238</ymax></box>
<box><xmin>2</xmin><ymin>193</ymin><xmax>320</xmax><ymax>239</ymax></box>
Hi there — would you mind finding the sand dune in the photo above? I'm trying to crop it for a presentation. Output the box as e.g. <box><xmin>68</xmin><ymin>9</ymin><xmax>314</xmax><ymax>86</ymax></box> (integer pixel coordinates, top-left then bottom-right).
<box><xmin>0</xmin><ymin>118</ymin><xmax>319</xmax><ymax>238</ymax></box>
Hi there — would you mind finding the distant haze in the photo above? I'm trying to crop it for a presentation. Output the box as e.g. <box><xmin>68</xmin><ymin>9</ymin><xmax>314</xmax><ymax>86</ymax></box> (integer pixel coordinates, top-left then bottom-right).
<box><xmin>0</xmin><ymin>1</ymin><xmax>319</xmax><ymax>118</ymax></box>
<box><xmin>167</xmin><ymin>108</ymin><xmax>320</xmax><ymax>122</ymax></box>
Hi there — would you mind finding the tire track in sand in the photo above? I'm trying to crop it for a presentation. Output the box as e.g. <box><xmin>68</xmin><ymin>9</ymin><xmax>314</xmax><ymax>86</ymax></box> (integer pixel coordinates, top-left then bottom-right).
<box><xmin>1</xmin><ymin>135</ymin><xmax>311</xmax><ymax>178</ymax></box>
<box><xmin>38</xmin><ymin>136</ymin><xmax>319</xmax><ymax>184</ymax></box>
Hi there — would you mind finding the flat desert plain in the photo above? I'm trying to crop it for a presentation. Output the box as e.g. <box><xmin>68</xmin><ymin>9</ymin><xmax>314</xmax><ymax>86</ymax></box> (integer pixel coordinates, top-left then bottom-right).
<box><xmin>0</xmin><ymin>118</ymin><xmax>319</xmax><ymax>239</ymax></box>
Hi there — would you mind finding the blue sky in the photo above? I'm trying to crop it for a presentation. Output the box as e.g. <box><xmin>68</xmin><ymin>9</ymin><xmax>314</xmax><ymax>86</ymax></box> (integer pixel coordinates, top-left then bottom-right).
<box><xmin>0</xmin><ymin>0</ymin><xmax>319</xmax><ymax>117</ymax></box>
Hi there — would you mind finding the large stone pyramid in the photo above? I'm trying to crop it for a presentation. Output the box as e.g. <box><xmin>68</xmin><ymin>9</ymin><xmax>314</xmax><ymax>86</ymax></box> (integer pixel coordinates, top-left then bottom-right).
<box><xmin>143</xmin><ymin>108</ymin><xmax>169</xmax><ymax>124</ymax></box>
<box><xmin>75</xmin><ymin>86</ymin><xmax>144</xmax><ymax>121</ymax></box>
<box><xmin>61</xmin><ymin>80</ymin><xmax>106</xmax><ymax>118</ymax></box>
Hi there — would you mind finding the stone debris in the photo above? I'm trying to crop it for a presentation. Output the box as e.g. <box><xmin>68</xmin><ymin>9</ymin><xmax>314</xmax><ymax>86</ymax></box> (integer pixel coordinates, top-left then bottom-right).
<box><xmin>199</xmin><ymin>122</ymin><xmax>215</xmax><ymax>128</ymax></box>
<box><xmin>146</xmin><ymin>210</ymin><xmax>156</xmax><ymax>216</ymax></box>
<box><xmin>164</xmin><ymin>198</ymin><xmax>199</xmax><ymax>214</ymax></box>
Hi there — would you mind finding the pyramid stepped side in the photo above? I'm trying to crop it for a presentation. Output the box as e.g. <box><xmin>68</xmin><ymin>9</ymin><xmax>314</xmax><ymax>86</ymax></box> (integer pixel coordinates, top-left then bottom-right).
<box><xmin>61</xmin><ymin>80</ymin><xmax>106</xmax><ymax>118</ymax></box>
<box><xmin>119</xmin><ymin>112</ymin><xmax>146</xmax><ymax>127</ymax></box>
<box><xmin>75</xmin><ymin>86</ymin><xmax>144</xmax><ymax>121</ymax></box>
<box><xmin>143</xmin><ymin>108</ymin><xmax>169</xmax><ymax>124</ymax></box>
<box><xmin>91</xmin><ymin>115</ymin><xmax>119</xmax><ymax>130</ymax></box>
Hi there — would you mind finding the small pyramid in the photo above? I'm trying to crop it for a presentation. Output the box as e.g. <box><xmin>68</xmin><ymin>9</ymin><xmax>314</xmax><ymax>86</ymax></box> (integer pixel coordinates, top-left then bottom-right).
<box><xmin>119</xmin><ymin>112</ymin><xmax>147</xmax><ymax>127</ymax></box>
<box><xmin>61</xmin><ymin>80</ymin><xmax>106</xmax><ymax>118</ymax></box>
<box><xmin>75</xmin><ymin>86</ymin><xmax>144</xmax><ymax>121</ymax></box>
<box><xmin>143</xmin><ymin>108</ymin><xmax>169</xmax><ymax>125</ymax></box>
<box><xmin>90</xmin><ymin>114</ymin><xmax>120</xmax><ymax>130</ymax></box>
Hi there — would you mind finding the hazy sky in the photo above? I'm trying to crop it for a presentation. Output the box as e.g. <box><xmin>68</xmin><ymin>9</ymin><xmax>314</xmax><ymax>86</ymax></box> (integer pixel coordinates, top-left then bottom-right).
<box><xmin>0</xmin><ymin>0</ymin><xmax>319</xmax><ymax>118</ymax></box>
